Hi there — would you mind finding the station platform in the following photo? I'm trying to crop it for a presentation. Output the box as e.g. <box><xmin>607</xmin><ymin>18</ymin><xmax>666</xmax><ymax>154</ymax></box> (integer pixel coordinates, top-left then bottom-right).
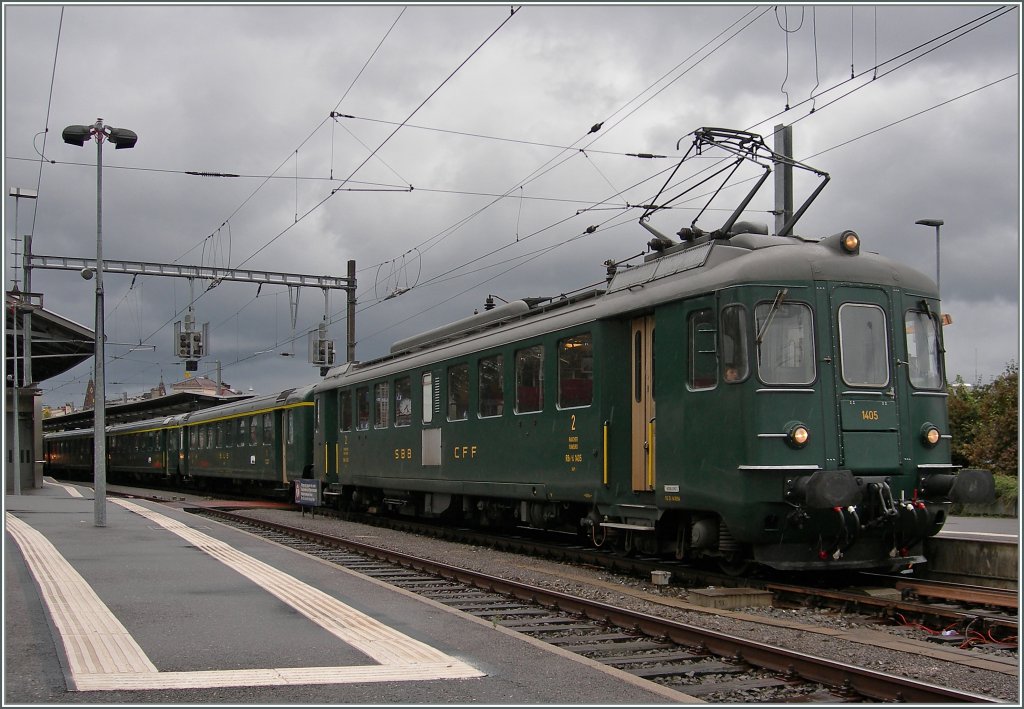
<box><xmin>4</xmin><ymin>481</ymin><xmax>694</xmax><ymax>704</ymax></box>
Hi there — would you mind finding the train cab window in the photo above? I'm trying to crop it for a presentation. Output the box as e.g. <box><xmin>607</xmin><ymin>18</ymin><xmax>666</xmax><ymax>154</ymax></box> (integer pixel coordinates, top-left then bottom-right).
<box><xmin>688</xmin><ymin>309</ymin><xmax>718</xmax><ymax>390</ymax></box>
<box><xmin>558</xmin><ymin>333</ymin><xmax>593</xmax><ymax>408</ymax></box>
<box><xmin>448</xmin><ymin>363</ymin><xmax>469</xmax><ymax>421</ymax></box>
<box><xmin>340</xmin><ymin>390</ymin><xmax>353</xmax><ymax>432</ymax></box>
<box><xmin>422</xmin><ymin>373</ymin><xmax>434</xmax><ymax>424</ymax></box>
<box><xmin>478</xmin><ymin>354</ymin><xmax>504</xmax><ymax>418</ymax></box>
<box><xmin>250</xmin><ymin>415</ymin><xmax>260</xmax><ymax>445</ymax></box>
<box><xmin>263</xmin><ymin>413</ymin><xmax>273</xmax><ymax>444</ymax></box>
<box><xmin>515</xmin><ymin>345</ymin><xmax>544</xmax><ymax>413</ymax></box>
<box><xmin>755</xmin><ymin>301</ymin><xmax>815</xmax><ymax>385</ymax></box>
<box><xmin>839</xmin><ymin>303</ymin><xmax>889</xmax><ymax>388</ymax></box>
<box><xmin>905</xmin><ymin>309</ymin><xmax>944</xmax><ymax>389</ymax></box>
<box><xmin>394</xmin><ymin>376</ymin><xmax>412</xmax><ymax>427</ymax></box>
<box><xmin>374</xmin><ymin>382</ymin><xmax>390</xmax><ymax>428</ymax></box>
<box><xmin>720</xmin><ymin>305</ymin><xmax>749</xmax><ymax>383</ymax></box>
<box><xmin>238</xmin><ymin>417</ymin><xmax>248</xmax><ymax>447</ymax></box>
<box><xmin>356</xmin><ymin>387</ymin><xmax>371</xmax><ymax>430</ymax></box>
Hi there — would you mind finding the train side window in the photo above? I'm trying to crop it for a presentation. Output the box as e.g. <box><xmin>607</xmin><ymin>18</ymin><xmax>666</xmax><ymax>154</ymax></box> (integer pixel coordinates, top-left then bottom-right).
<box><xmin>374</xmin><ymin>382</ymin><xmax>390</xmax><ymax>428</ymax></box>
<box><xmin>250</xmin><ymin>415</ymin><xmax>260</xmax><ymax>445</ymax></box>
<box><xmin>287</xmin><ymin>411</ymin><xmax>295</xmax><ymax>444</ymax></box>
<box><xmin>340</xmin><ymin>390</ymin><xmax>353</xmax><ymax>432</ymax></box>
<box><xmin>905</xmin><ymin>309</ymin><xmax>944</xmax><ymax>389</ymax></box>
<box><xmin>422</xmin><ymin>373</ymin><xmax>434</xmax><ymax>424</ymax></box>
<box><xmin>394</xmin><ymin>376</ymin><xmax>412</xmax><ymax>427</ymax></box>
<box><xmin>839</xmin><ymin>303</ymin><xmax>889</xmax><ymax>387</ymax></box>
<box><xmin>189</xmin><ymin>427</ymin><xmax>197</xmax><ymax>448</ymax></box>
<box><xmin>478</xmin><ymin>354</ymin><xmax>504</xmax><ymax>418</ymax></box>
<box><xmin>198</xmin><ymin>427</ymin><xmax>207</xmax><ymax>450</ymax></box>
<box><xmin>720</xmin><ymin>305</ymin><xmax>749</xmax><ymax>383</ymax></box>
<box><xmin>238</xmin><ymin>417</ymin><xmax>248</xmax><ymax>447</ymax></box>
<box><xmin>263</xmin><ymin>413</ymin><xmax>273</xmax><ymax>444</ymax></box>
<box><xmin>515</xmin><ymin>345</ymin><xmax>544</xmax><ymax>413</ymax></box>
<box><xmin>225</xmin><ymin>419</ymin><xmax>234</xmax><ymax>446</ymax></box>
<box><xmin>755</xmin><ymin>301</ymin><xmax>815</xmax><ymax>385</ymax></box>
<box><xmin>688</xmin><ymin>309</ymin><xmax>718</xmax><ymax>390</ymax></box>
<box><xmin>558</xmin><ymin>333</ymin><xmax>593</xmax><ymax>408</ymax></box>
<box><xmin>356</xmin><ymin>387</ymin><xmax>370</xmax><ymax>430</ymax></box>
<box><xmin>448</xmin><ymin>363</ymin><xmax>469</xmax><ymax>421</ymax></box>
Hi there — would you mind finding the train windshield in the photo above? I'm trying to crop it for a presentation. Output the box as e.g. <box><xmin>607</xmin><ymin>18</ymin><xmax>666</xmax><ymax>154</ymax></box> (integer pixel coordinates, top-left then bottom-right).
<box><xmin>838</xmin><ymin>303</ymin><xmax>890</xmax><ymax>387</ymax></box>
<box><xmin>755</xmin><ymin>301</ymin><xmax>815</xmax><ymax>385</ymax></box>
<box><xmin>905</xmin><ymin>308</ymin><xmax>944</xmax><ymax>389</ymax></box>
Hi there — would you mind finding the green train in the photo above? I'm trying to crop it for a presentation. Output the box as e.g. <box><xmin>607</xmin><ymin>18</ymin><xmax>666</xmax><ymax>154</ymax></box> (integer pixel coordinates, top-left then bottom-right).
<box><xmin>311</xmin><ymin>224</ymin><xmax>992</xmax><ymax>572</ymax></box>
<box><xmin>44</xmin><ymin>385</ymin><xmax>316</xmax><ymax>494</ymax></box>
<box><xmin>44</xmin><ymin>129</ymin><xmax>993</xmax><ymax>572</ymax></box>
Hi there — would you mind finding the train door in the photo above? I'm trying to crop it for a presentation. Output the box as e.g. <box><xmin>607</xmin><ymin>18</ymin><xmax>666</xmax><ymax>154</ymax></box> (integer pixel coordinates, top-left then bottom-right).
<box><xmin>631</xmin><ymin>316</ymin><xmax>655</xmax><ymax>491</ymax></box>
<box><xmin>829</xmin><ymin>285</ymin><xmax>901</xmax><ymax>471</ymax></box>
<box><xmin>281</xmin><ymin>410</ymin><xmax>290</xmax><ymax>483</ymax></box>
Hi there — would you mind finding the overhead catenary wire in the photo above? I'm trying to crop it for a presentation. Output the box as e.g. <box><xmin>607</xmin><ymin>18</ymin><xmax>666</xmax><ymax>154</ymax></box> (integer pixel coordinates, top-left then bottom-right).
<box><xmin>33</xmin><ymin>6</ymin><xmax>1016</xmax><ymax>401</ymax></box>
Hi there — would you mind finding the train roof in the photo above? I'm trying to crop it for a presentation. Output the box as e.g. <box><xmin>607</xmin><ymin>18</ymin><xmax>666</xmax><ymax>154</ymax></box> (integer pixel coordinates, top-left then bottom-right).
<box><xmin>182</xmin><ymin>383</ymin><xmax>316</xmax><ymax>423</ymax></box>
<box><xmin>316</xmin><ymin>226</ymin><xmax>937</xmax><ymax>390</ymax></box>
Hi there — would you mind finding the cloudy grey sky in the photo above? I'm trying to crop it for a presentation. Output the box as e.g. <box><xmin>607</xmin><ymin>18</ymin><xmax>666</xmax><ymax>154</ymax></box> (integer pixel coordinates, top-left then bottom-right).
<box><xmin>4</xmin><ymin>2</ymin><xmax>1020</xmax><ymax>409</ymax></box>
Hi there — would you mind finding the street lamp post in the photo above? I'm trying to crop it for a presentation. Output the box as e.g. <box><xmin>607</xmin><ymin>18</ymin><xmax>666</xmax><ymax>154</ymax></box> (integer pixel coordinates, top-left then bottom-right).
<box><xmin>63</xmin><ymin>118</ymin><xmax>137</xmax><ymax>527</ymax></box>
<box><xmin>915</xmin><ymin>218</ymin><xmax>944</xmax><ymax>296</ymax></box>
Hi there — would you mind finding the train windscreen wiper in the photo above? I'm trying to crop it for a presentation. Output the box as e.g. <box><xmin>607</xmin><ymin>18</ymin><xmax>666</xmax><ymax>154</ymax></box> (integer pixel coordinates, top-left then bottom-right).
<box><xmin>756</xmin><ymin>288</ymin><xmax>788</xmax><ymax>346</ymax></box>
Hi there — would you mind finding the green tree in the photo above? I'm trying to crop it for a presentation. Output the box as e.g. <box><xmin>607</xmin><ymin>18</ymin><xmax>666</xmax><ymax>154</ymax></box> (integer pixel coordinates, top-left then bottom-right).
<box><xmin>962</xmin><ymin>362</ymin><xmax>1019</xmax><ymax>480</ymax></box>
<box><xmin>947</xmin><ymin>374</ymin><xmax>982</xmax><ymax>470</ymax></box>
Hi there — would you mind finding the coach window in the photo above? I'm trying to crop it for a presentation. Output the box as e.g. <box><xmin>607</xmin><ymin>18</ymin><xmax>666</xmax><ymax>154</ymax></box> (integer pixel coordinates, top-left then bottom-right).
<box><xmin>688</xmin><ymin>309</ymin><xmax>717</xmax><ymax>390</ymax></box>
<box><xmin>356</xmin><ymin>387</ymin><xmax>371</xmax><ymax>430</ymax></box>
<box><xmin>189</xmin><ymin>427</ymin><xmax>197</xmax><ymax>449</ymax></box>
<box><xmin>755</xmin><ymin>300</ymin><xmax>815</xmax><ymax>385</ymax></box>
<box><xmin>720</xmin><ymin>305</ymin><xmax>749</xmax><ymax>383</ymax></box>
<box><xmin>225</xmin><ymin>419</ymin><xmax>234</xmax><ymax>446</ymax></box>
<box><xmin>198</xmin><ymin>427</ymin><xmax>207</xmax><ymax>450</ymax></box>
<box><xmin>374</xmin><ymin>382</ymin><xmax>390</xmax><ymax>428</ymax></box>
<box><xmin>558</xmin><ymin>334</ymin><xmax>593</xmax><ymax>408</ymax></box>
<box><xmin>905</xmin><ymin>308</ymin><xmax>944</xmax><ymax>389</ymax></box>
<box><xmin>251</xmin><ymin>415</ymin><xmax>260</xmax><ymax>445</ymax></box>
<box><xmin>394</xmin><ymin>376</ymin><xmax>412</xmax><ymax>427</ymax></box>
<box><xmin>515</xmin><ymin>345</ymin><xmax>544</xmax><ymax>413</ymax></box>
<box><xmin>422</xmin><ymin>373</ymin><xmax>434</xmax><ymax>424</ymax></box>
<box><xmin>479</xmin><ymin>354</ymin><xmax>504</xmax><ymax>417</ymax></box>
<box><xmin>263</xmin><ymin>413</ymin><xmax>273</xmax><ymax>444</ymax></box>
<box><xmin>448</xmin><ymin>363</ymin><xmax>469</xmax><ymax>421</ymax></box>
<box><xmin>238</xmin><ymin>417</ymin><xmax>248</xmax><ymax>446</ymax></box>
<box><xmin>340</xmin><ymin>390</ymin><xmax>353</xmax><ymax>432</ymax></box>
<box><xmin>839</xmin><ymin>303</ymin><xmax>889</xmax><ymax>388</ymax></box>
<box><xmin>287</xmin><ymin>411</ymin><xmax>295</xmax><ymax>444</ymax></box>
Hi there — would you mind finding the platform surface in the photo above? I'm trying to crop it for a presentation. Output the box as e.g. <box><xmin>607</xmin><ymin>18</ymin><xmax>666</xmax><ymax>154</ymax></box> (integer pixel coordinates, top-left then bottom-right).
<box><xmin>4</xmin><ymin>481</ymin><xmax>694</xmax><ymax>704</ymax></box>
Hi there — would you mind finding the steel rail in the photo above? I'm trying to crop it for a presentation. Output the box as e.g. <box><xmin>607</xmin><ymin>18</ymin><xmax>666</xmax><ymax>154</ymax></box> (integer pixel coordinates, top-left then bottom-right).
<box><xmin>197</xmin><ymin>507</ymin><xmax>1000</xmax><ymax>703</ymax></box>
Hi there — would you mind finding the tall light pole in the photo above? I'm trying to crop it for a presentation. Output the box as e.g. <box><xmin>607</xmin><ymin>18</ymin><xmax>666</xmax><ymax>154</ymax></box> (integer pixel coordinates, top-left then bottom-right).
<box><xmin>63</xmin><ymin>119</ymin><xmax>137</xmax><ymax>527</ymax></box>
<box><xmin>915</xmin><ymin>218</ymin><xmax>944</xmax><ymax>296</ymax></box>
<box><xmin>8</xmin><ymin>187</ymin><xmax>37</xmax><ymax>496</ymax></box>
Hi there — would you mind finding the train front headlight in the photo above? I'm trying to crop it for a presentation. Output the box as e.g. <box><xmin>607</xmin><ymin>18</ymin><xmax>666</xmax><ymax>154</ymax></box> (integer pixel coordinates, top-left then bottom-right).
<box><xmin>787</xmin><ymin>423</ymin><xmax>810</xmax><ymax>448</ymax></box>
<box><xmin>840</xmin><ymin>230</ymin><xmax>860</xmax><ymax>254</ymax></box>
<box><xmin>920</xmin><ymin>423</ymin><xmax>941</xmax><ymax>447</ymax></box>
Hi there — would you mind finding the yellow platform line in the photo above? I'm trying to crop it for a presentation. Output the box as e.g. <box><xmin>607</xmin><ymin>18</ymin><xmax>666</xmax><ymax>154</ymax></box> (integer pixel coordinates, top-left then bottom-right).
<box><xmin>6</xmin><ymin>504</ymin><xmax>483</xmax><ymax>691</ymax></box>
<box><xmin>5</xmin><ymin>513</ymin><xmax>158</xmax><ymax>677</ymax></box>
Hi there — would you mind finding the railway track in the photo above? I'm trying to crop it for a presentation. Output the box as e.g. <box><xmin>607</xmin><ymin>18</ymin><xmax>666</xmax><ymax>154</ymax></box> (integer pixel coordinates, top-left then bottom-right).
<box><xmin>193</xmin><ymin>505</ymin><xmax>1002</xmax><ymax>703</ymax></box>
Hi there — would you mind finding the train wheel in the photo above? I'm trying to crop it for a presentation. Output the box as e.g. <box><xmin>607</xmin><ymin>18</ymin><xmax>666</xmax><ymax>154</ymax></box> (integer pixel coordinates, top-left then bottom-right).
<box><xmin>718</xmin><ymin>553</ymin><xmax>752</xmax><ymax>577</ymax></box>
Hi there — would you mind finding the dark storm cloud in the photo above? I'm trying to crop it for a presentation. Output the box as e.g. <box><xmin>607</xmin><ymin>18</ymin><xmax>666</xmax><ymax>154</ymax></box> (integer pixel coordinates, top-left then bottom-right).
<box><xmin>4</xmin><ymin>3</ymin><xmax>1019</xmax><ymax>408</ymax></box>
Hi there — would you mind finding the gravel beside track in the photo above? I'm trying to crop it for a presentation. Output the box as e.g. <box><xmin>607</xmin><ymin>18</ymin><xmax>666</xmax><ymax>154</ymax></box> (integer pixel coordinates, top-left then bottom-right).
<box><xmin>233</xmin><ymin>507</ymin><xmax>1020</xmax><ymax>703</ymax></box>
